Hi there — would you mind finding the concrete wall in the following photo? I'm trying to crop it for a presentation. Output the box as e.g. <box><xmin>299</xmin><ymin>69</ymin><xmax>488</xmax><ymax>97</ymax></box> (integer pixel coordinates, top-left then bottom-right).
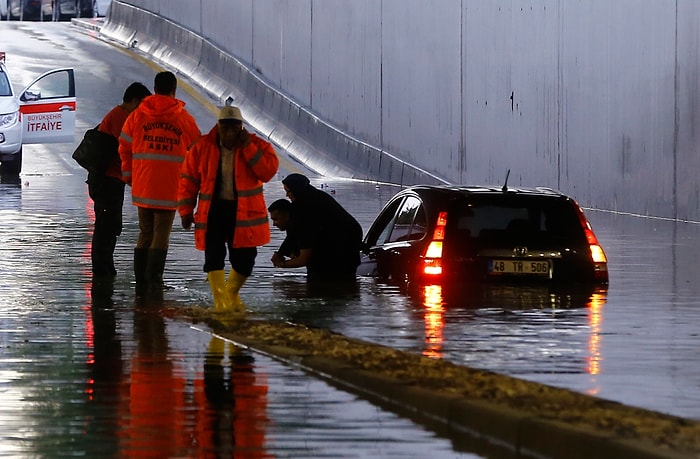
<box><xmin>102</xmin><ymin>1</ymin><xmax>700</xmax><ymax>221</ymax></box>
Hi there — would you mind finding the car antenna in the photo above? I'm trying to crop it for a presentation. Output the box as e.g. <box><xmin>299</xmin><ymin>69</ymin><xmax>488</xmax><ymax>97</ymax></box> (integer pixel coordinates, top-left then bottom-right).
<box><xmin>502</xmin><ymin>169</ymin><xmax>510</xmax><ymax>193</ymax></box>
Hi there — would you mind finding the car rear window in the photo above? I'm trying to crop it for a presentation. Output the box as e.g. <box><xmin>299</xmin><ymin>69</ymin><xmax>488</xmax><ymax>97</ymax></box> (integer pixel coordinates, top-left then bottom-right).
<box><xmin>450</xmin><ymin>195</ymin><xmax>584</xmax><ymax>245</ymax></box>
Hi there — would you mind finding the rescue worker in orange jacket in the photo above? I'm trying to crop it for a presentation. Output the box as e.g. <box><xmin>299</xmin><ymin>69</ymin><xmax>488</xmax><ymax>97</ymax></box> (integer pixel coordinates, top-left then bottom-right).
<box><xmin>178</xmin><ymin>106</ymin><xmax>278</xmax><ymax>312</ymax></box>
<box><xmin>119</xmin><ymin>71</ymin><xmax>201</xmax><ymax>291</ymax></box>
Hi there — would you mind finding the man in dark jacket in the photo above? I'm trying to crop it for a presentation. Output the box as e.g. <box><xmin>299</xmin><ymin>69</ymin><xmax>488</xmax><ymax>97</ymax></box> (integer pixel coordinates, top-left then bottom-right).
<box><xmin>268</xmin><ymin>198</ymin><xmax>300</xmax><ymax>262</ymax></box>
<box><xmin>89</xmin><ymin>82</ymin><xmax>151</xmax><ymax>278</ymax></box>
<box><xmin>270</xmin><ymin>174</ymin><xmax>363</xmax><ymax>282</ymax></box>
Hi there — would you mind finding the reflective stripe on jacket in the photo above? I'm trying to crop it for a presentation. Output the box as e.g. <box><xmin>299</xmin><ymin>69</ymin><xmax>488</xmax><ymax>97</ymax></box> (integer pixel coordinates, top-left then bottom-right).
<box><xmin>119</xmin><ymin>94</ymin><xmax>201</xmax><ymax>210</ymax></box>
<box><xmin>178</xmin><ymin>125</ymin><xmax>279</xmax><ymax>250</ymax></box>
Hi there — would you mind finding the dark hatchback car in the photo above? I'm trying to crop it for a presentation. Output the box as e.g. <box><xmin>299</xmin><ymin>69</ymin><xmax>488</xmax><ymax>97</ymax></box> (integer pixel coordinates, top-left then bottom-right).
<box><xmin>358</xmin><ymin>185</ymin><xmax>608</xmax><ymax>286</ymax></box>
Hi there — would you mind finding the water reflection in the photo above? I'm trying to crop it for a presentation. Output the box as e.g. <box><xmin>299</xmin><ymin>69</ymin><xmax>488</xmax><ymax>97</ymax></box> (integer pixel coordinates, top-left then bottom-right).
<box><xmin>585</xmin><ymin>289</ymin><xmax>606</xmax><ymax>395</ymax></box>
<box><xmin>86</xmin><ymin>281</ymin><xmax>122</xmax><ymax>456</ymax></box>
<box><xmin>419</xmin><ymin>285</ymin><xmax>446</xmax><ymax>358</ymax></box>
<box><xmin>268</xmin><ymin>275</ymin><xmax>362</xmax><ymax>327</ymax></box>
<box><xmin>434</xmin><ymin>283</ymin><xmax>608</xmax><ymax>311</ymax></box>
<box><xmin>83</xmin><ymin>281</ymin><xmax>272</xmax><ymax>458</ymax></box>
<box><xmin>0</xmin><ymin>175</ymin><xmax>22</xmax><ymax>211</ymax></box>
<box><xmin>7</xmin><ymin>171</ymin><xmax>700</xmax><ymax>455</ymax></box>
<box><xmin>126</xmin><ymin>302</ymin><xmax>183</xmax><ymax>456</ymax></box>
<box><xmin>204</xmin><ymin>336</ymin><xmax>268</xmax><ymax>457</ymax></box>
<box><xmin>401</xmin><ymin>282</ymin><xmax>609</xmax><ymax>376</ymax></box>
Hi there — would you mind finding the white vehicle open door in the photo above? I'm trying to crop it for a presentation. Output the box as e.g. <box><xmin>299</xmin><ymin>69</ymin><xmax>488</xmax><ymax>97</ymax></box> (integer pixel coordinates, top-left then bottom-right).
<box><xmin>19</xmin><ymin>68</ymin><xmax>76</xmax><ymax>144</ymax></box>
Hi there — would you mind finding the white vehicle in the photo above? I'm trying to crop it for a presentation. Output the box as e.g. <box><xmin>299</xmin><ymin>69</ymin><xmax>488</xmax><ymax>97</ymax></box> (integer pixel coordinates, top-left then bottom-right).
<box><xmin>0</xmin><ymin>52</ymin><xmax>76</xmax><ymax>175</ymax></box>
<box><xmin>0</xmin><ymin>1</ymin><xmax>109</xmax><ymax>21</ymax></box>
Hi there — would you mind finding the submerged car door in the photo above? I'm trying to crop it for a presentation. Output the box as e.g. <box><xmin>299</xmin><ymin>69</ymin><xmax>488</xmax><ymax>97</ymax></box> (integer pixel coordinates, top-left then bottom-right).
<box><xmin>358</xmin><ymin>198</ymin><xmax>402</xmax><ymax>277</ymax></box>
<box><xmin>18</xmin><ymin>68</ymin><xmax>76</xmax><ymax>144</ymax></box>
<box><xmin>360</xmin><ymin>196</ymin><xmax>426</xmax><ymax>281</ymax></box>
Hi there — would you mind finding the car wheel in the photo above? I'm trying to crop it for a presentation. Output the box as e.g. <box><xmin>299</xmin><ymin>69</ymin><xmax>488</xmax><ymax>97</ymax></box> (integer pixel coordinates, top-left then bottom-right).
<box><xmin>1</xmin><ymin>148</ymin><xmax>22</xmax><ymax>176</ymax></box>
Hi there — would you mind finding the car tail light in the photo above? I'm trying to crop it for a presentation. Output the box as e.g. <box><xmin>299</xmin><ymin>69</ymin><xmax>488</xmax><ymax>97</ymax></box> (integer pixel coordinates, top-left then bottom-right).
<box><xmin>423</xmin><ymin>212</ymin><xmax>447</xmax><ymax>275</ymax></box>
<box><xmin>575</xmin><ymin>204</ymin><xmax>608</xmax><ymax>282</ymax></box>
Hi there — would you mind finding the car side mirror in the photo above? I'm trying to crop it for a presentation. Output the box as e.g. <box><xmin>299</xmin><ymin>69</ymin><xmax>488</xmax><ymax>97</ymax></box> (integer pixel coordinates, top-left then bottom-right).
<box><xmin>21</xmin><ymin>90</ymin><xmax>41</xmax><ymax>102</ymax></box>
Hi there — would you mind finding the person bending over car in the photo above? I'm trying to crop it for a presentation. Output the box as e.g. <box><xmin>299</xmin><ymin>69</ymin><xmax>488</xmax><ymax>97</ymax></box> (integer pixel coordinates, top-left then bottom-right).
<box><xmin>268</xmin><ymin>198</ymin><xmax>300</xmax><ymax>262</ymax></box>
<box><xmin>271</xmin><ymin>174</ymin><xmax>363</xmax><ymax>283</ymax></box>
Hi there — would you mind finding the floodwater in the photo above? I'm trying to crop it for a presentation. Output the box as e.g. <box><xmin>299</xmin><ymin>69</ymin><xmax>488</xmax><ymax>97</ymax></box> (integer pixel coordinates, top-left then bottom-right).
<box><xmin>0</xmin><ymin>172</ymin><xmax>484</xmax><ymax>458</ymax></box>
<box><xmin>2</xmin><ymin>162</ymin><xmax>700</xmax><ymax>457</ymax></box>
<box><xmin>253</xmin><ymin>179</ymin><xmax>700</xmax><ymax>422</ymax></box>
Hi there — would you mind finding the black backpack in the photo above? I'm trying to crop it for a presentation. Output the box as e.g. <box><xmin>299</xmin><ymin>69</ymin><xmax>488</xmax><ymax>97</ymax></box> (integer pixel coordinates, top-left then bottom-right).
<box><xmin>72</xmin><ymin>125</ymin><xmax>119</xmax><ymax>174</ymax></box>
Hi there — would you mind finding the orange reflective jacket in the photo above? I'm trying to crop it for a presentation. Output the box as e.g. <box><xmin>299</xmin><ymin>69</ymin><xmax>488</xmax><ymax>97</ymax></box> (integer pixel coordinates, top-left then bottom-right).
<box><xmin>98</xmin><ymin>105</ymin><xmax>128</xmax><ymax>180</ymax></box>
<box><xmin>119</xmin><ymin>94</ymin><xmax>201</xmax><ymax>210</ymax></box>
<box><xmin>178</xmin><ymin>125</ymin><xmax>279</xmax><ymax>250</ymax></box>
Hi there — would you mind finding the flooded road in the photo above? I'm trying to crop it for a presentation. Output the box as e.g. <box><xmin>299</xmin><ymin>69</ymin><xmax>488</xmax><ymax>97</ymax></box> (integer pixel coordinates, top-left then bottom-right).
<box><xmin>257</xmin><ymin>180</ymin><xmax>700</xmax><ymax>422</ymax></box>
<box><xmin>0</xmin><ymin>173</ymin><xmax>482</xmax><ymax>458</ymax></box>
<box><xmin>3</xmin><ymin>167</ymin><xmax>700</xmax><ymax>457</ymax></box>
<box><xmin>1</xmin><ymin>20</ymin><xmax>700</xmax><ymax>457</ymax></box>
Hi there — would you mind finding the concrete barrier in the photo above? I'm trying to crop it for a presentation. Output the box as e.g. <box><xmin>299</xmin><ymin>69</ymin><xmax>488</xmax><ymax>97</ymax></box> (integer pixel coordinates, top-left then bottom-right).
<box><xmin>99</xmin><ymin>1</ymin><xmax>447</xmax><ymax>186</ymax></box>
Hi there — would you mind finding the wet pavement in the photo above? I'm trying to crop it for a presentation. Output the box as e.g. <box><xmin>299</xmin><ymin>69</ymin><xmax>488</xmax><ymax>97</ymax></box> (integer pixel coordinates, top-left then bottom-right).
<box><xmin>2</xmin><ymin>168</ymin><xmax>700</xmax><ymax>457</ymax></box>
<box><xmin>1</xmin><ymin>20</ymin><xmax>700</xmax><ymax>457</ymax></box>
<box><xmin>0</xmin><ymin>173</ymin><xmax>483</xmax><ymax>458</ymax></box>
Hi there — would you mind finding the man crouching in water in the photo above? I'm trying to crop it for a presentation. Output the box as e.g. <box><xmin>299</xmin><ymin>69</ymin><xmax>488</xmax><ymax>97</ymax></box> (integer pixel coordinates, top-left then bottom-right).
<box><xmin>270</xmin><ymin>174</ymin><xmax>363</xmax><ymax>295</ymax></box>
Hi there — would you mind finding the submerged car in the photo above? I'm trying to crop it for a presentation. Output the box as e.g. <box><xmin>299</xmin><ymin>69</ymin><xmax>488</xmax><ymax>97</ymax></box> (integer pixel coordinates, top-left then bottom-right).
<box><xmin>358</xmin><ymin>184</ymin><xmax>608</xmax><ymax>286</ymax></box>
<box><xmin>0</xmin><ymin>52</ymin><xmax>77</xmax><ymax>175</ymax></box>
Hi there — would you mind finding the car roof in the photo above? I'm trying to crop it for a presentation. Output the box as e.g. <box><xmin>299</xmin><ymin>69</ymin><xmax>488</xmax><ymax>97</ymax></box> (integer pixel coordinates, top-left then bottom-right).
<box><xmin>399</xmin><ymin>184</ymin><xmax>569</xmax><ymax>199</ymax></box>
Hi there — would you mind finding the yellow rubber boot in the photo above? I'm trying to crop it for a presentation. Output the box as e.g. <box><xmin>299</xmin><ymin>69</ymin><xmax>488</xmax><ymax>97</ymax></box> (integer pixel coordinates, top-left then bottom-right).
<box><xmin>227</xmin><ymin>270</ymin><xmax>248</xmax><ymax>313</ymax></box>
<box><xmin>207</xmin><ymin>270</ymin><xmax>233</xmax><ymax>311</ymax></box>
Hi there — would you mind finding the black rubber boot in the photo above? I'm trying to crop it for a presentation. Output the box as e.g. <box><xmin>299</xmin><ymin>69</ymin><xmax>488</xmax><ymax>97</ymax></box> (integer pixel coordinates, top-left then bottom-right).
<box><xmin>134</xmin><ymin>248</ymin><xmax>149</xmax><ymax>287</ymax></box>
<box><xmin>146</xmin><ymin>248</ymin><xmax>168</xmax><ymax>290</ymax></box>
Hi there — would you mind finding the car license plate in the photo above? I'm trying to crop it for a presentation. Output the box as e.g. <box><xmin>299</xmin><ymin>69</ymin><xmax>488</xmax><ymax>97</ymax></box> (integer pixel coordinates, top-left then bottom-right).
<box><xmin>489</xmin><ymin>259</ymin><xmax>551</xmax><ymax>275</ymax></box>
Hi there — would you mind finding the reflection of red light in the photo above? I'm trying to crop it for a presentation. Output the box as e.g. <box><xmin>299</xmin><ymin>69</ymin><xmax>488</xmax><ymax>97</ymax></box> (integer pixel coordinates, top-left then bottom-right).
<box><xmin>82</xmin><ymin>186</ymin><xmax>95</xmax><ymax>273</ymax></box>
<box><xmin>422</xmin><ymin>285</ymin><xmax>445</xmax><ymax>359</ymax></box>
<box><xmin>84</xmin><ymin>285</ymin><xmax>95</xmax><ymax>400</ymax></box>
<box><xmin>585</xmin><ymin>289</ymin><xmax>606</xmax><ymax>395</ymax></box>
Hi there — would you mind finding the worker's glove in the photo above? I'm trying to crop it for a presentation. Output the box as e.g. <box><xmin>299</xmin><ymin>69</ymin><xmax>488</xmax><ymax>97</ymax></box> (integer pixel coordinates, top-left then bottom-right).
<box><xmin>181</xmin><ymin>214</ymin><xmax>194</xmax><ymax>230</ymax></box>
